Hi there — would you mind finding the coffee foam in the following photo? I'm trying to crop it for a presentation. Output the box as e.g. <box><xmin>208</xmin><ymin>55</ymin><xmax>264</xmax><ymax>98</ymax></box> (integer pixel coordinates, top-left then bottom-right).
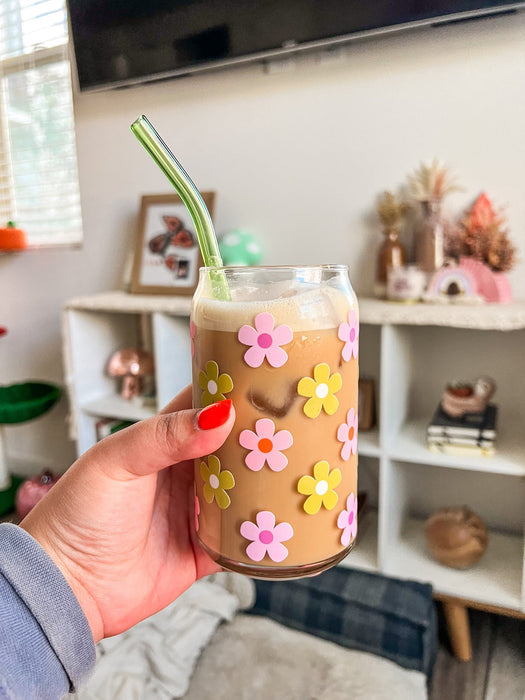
<box><xmin>193</xmin><ymin>284</ymin><xmax>357</xmax><ymax>331</ymax></box>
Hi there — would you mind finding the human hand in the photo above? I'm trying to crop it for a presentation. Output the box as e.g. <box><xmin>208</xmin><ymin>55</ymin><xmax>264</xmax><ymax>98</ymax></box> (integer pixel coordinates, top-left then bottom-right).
<box><xmin>20</xmin><ymin>386</ymin><xmax>235</xmax><ymax>643</ymax></box>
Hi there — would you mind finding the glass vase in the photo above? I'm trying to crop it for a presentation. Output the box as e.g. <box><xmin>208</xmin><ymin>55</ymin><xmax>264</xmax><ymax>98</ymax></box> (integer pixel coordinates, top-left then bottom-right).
<box><xmin>415</xmin><ymin>200</ymin><xmax>445</xmax><ymax>273</ymax></box>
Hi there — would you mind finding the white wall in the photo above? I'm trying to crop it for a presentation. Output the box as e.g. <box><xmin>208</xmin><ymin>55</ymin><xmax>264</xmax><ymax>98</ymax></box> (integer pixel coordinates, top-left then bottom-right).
<box><xmin>1</xmin><ymin>13</ymin><xmax>524</xmax><ymax>474</ymax></box>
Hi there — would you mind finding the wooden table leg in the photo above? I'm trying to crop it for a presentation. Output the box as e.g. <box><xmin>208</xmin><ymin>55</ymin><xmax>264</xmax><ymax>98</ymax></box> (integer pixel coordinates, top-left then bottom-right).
<box><xmin>442</xmin><ymin>600</ymin><xmax>472</xmax><ymax>662</ymax></box>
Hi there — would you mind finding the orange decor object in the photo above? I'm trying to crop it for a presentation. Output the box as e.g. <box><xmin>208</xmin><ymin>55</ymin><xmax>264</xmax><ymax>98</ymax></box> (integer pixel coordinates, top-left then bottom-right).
<box><xmin>0</xmin><ymin>222</ymin><xmax>28</xmax><ymax>250</ymax></box>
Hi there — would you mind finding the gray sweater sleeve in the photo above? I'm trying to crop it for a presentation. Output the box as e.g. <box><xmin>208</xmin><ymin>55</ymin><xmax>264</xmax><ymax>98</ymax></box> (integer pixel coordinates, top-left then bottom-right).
<box><xmin>0</xmin><ymin>523</ymin><xmax>96</xmax><ymax>699</ymax></box>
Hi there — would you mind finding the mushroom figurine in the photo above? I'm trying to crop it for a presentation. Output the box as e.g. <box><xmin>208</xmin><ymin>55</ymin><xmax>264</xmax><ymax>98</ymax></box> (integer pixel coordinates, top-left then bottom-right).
<box><xmin>107</xmin><ymin>349</ymin><xmax>155</xmax><ymax>400</ymax></box>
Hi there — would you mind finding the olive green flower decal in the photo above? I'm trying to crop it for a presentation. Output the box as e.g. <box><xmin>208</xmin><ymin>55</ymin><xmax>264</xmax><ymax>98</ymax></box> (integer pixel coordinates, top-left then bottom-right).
<box><xmin>199</xmin><ymin>360</ymin><xmax>233</xmax><ymax>407</ymax></box>
<box><xmin>200</xmin><ymin>455</ymin><xmax>235</xmax><ymax>509</ymax></box>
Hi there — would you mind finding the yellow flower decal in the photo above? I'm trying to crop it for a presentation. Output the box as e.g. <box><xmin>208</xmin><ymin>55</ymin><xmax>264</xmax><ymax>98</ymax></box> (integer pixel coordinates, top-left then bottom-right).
<box><xmin>297</xmin><ymin>460</ymin><xmax>341</xmax><ymax>514</ymax></box>
<box><xmin>297</xmin><ymin>363</ymin><xmax>342</xmax><ymax>418</ymax></box>
<box><xmin>200</xmin><ymin>455</ymin><xmax>235</xmax><ymax>509</ymax></box>
<box><xmin>199</xmin><ymin>360</ymin><xmax>233</xmax><ymax>407</ymax></box>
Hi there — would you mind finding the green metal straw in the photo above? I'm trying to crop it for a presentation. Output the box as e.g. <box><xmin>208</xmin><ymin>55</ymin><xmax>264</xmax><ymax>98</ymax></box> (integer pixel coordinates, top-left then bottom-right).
<box><xmin>130</xmin><ymin>115</ymin><xmax>229</xmax><ymax>300</ymax></box>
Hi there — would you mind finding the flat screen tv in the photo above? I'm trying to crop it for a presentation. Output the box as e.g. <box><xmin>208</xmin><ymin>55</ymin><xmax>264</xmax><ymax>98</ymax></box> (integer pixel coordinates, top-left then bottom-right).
<box><xmin>67</xmin><ymin>1</ymin><xmax>525</xmax><ymax>92</ymax></box>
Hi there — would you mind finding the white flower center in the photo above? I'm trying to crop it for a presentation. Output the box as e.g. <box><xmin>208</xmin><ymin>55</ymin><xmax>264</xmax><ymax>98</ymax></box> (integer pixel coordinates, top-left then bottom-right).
<box><xmin>209</xmin><ymin>474</ymin><xmax>220</xmax><ymax>489</ymax></box>
<box><xmin>315</xmin><ymin>480</ymin><xmax>328</xmax><ymax>496</ymax></box>
<box><xmin>207</xmin><ymin>380</ymin><xmax>218</xmax><ymax>394</ymax></box>
<box><xmin>315</xmin><ymin>383</ymin><xmax>329</xmax><ymax>399</ymax></box>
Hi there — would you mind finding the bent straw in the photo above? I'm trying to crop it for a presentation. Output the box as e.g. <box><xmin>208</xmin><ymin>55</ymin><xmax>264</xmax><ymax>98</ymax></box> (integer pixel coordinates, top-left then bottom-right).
<box><xmin>130</xmin><ymin>115</ymin><xmax>229</xmax><ymax>300</ymax></box>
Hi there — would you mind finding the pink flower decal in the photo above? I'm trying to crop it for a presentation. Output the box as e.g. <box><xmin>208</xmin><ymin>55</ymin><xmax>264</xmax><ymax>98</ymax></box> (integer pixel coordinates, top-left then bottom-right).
<box><xmin>190</xmin><ymin>319</ymin><xmax>196</xmax><ymax>357</ymax></box>
<box><xmin>239</xmin><ymin>418</ymin><xmax>293</xmax><ymax>472</ymax></box>
<box><xmin>240</xmin><ymin>511</ymin><xmax>293</xmax><ymax>563</ymax></box>
<box><xmin>238</xmin><ymin>312</ymin><xmax>293</xmax><ymax>368</ymax></box>
<box><xmin>337</xmin><ymin>492</ymin><xmax>358</xmax><ymax>546</ymax></box>
<box><xmin>337</xmin><ymin>408</ymin><xmax>358</xmax><ymax>460</ymax></box>
<box><xmin>194</xmin><ymin>494</ymin><xmax>200</xmax><ymax>531</ymax></box>
<box><xmin>338</xmin><ymin>309</ymin><xmax>359</xmax><ymax>362</ymax></box>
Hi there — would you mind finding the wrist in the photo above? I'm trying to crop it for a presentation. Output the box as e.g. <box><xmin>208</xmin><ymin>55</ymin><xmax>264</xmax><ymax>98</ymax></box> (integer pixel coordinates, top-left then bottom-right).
<box><xmin>20</xmin><ymin>516</ymin><xmax>105</xmax><ymax>643</ymax></box>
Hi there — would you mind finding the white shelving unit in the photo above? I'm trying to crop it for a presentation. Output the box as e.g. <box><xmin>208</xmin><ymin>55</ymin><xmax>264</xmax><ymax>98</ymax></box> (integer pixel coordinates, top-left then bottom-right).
<box><xmin>63</xmin><ymin>291</ymin><xmax>192</xmax><ymax>455</ymax></box>
<box><xmin>63</xmin><ymin>292</ymin><xmax>525</xmax><ymax>640</ymax></box>
<box><xmin>340</xmin><ymin>299</ymin><xmax>525</xmax><ymax>619</ymax></box>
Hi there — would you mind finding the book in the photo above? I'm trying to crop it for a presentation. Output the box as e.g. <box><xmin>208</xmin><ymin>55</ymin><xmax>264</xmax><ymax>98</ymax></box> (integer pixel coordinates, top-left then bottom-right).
<box><xmin>427</xmin><ymin>435</ymin><xmax>494</xmax><ymax>449</ymax></box>
<box><xmin>427</xmin><ymin>403</ymin><xmax>497</xmax><ymax>441</ymax></box>
<box><xmin>427</xmin><ymin>441</ymin><xmax>496</xmax><ymax>457</ymax></box>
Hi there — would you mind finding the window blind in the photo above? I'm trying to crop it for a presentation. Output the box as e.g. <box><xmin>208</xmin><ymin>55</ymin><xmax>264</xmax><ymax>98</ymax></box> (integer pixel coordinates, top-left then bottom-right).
<box><xmin>0</xmin><ymin>0</ymin><xmax>82</xmax><ymax>246</ymax></box>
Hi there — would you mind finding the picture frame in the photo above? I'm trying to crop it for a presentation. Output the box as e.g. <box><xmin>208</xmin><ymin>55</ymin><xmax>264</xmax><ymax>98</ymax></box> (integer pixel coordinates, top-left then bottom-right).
<box><xmin>130</xmin><ymin>192</ymin><xmax>215</xmax><ymax>295</ymax></box>
<box><xmin>358</xmin><ymin>377</ymin><xmax>376</xmax><ymax>431</ymax></box>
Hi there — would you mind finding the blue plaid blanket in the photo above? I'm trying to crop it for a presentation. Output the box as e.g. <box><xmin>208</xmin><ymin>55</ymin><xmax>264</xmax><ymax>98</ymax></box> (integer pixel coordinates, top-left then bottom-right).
<box><xmin>247</xmin><ymin>566</ymin><xmax>437</xmax><ymax>677</ymax></box>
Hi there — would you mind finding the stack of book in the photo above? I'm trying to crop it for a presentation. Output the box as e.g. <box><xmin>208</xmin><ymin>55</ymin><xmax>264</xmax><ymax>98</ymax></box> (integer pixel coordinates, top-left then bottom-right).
<box><xmin>427</xmin><ymin>403</ymin><xmax>497</xmax><ymax>456</ymax></box>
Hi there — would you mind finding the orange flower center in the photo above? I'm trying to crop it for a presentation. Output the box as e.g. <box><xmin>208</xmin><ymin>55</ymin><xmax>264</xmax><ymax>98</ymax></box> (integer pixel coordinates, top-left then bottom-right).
<box><xmin>348</xmin><ymin>426</ymin><xmax>355</xmax><ymax>442</ymax></box>
<box><xmin>258</xmin><ymin>438</ymin><xmax>273</xmax><ymax>454</ymax></box>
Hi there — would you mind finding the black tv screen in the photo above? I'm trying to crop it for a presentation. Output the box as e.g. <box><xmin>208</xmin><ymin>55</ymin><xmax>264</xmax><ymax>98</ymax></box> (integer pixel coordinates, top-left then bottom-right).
<box><xmin>67</xmin><ymin>1</ymin><xmax>525</xmax><ymax>92</ymax></box>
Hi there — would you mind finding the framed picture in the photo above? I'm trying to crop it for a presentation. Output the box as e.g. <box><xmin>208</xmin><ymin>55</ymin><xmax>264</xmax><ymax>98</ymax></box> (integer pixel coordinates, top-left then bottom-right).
<box><xmin>358</xmin><ymin>377</ymin><xmax>376</xmax><ymax>431</ymax></box>
<box><xmin>130</xmin><ymin>192</ymin><xmax>215</xmax><ymax>295</ymax></box>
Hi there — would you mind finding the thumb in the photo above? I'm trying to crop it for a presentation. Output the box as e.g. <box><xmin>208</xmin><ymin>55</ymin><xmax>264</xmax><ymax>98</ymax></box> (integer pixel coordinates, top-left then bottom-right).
<box><xmin>89</xmin><ymin>400</ymin><xmax>235</xmax><ymax>479</ymax></box>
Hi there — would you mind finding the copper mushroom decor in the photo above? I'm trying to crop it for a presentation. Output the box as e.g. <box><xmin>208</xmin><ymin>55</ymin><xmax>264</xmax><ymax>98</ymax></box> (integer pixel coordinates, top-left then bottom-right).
<box><xmin>107</xmin><ymin>349</ymin><xmax>154</xmax><ymax>400</ymax></box>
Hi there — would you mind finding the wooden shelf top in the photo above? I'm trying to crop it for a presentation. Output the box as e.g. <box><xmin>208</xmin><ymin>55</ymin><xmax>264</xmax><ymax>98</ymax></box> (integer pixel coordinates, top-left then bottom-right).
<box><xmin>359</xmin><ymin>297</ymin><xmax>525</xmax><ymax>331</ymax></box>
<box><xmin>66</xmin><ymin>291</ymin><xmax>525</xmax><ymax>331</ymax></box>
<box><xmin>65</xmin><ymin>290</ymin><xmax>192</xmax><ymax>315</ymax></box>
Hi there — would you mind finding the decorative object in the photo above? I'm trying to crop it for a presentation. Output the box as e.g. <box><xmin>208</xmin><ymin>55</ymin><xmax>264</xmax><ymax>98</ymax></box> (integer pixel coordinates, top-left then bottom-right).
<box><xmin>0</xmin><ymin>221</ymin><xmax>28</xmax><ymax>251</ymax></box>
<box><xmin>458</xmin><ymin>256</ymin><xmax>512</xmax><ymax>303</ymax></box>
<box><xmin>408</xmin><ymin>160</ymin><xmax>460</xmax><ymax>274</ymax></box>
<box><xmin>107</xmin><ymin>348</ymin><xmax>155</xmax><ymax>400</ymax></box>
<box><xmin>374</xmin><ymin>191</ymin><xmax>407</xmax><ymax>298</ymax></box>
<box><xmin>446</xmin><ymin>193</ymin><xmax>516</xmax><ymax>273</ymax></box>
<box><xmin>386</xmin><ymin>265</ymin><xmax>426</xmax><ymax>302</ymax></box>
<box><xmin>15</xmin><ymin>470</ymin><xmax>61</xmax><ymax>520</ymax></box>
<box><xmin>426</xmin><ymin>377</ymin><xmax>497</xmax><ymax>457</ymax></box>
<box><xmin>427</xmin><ymin>403</ymin><xmax>497</xmax><ymax>457</ymax></box>
<box><xmin>424</xmin><ymin>506</ymin><xmax>488</xmax><ymax>569</ymax></box>
<box><xmin>0</xmin><ymin>380</ymin><xmax>61</xmax><ymax>514</ymax></box>
<box><xmin>219</xmin><ymin>229</ymin><xmax>263</xmax><ymax>266</ymax></box>
<box><xmin>444</xmin><ymin>193</ymin><xmax>515</xmax><ymax>303</ymax></box>
<box><xmin>358</xmin><ymin>377</ymin><xmax>376</xmax><ymax>430</ymax></box>
<box><xmin>441</xmin><ymin>376</ymin><xmax>495</xmax><ymax>418</ymax></box>
<box><xmin>424</xmin><ymin>263</ymin><xmax>481</xmax><ymax>303</ymax></box>
<box><xmin>130</xmin><ymin>192</ymin><xmax>215</xmax><ymax>295</ymax></box>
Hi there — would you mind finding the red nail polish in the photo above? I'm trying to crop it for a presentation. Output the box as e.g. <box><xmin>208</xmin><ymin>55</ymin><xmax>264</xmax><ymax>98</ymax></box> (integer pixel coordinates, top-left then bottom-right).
<box><xmin>197</xmin><ymin>400</ymin><xmax>232</xmax><ymax>430</ymax></box>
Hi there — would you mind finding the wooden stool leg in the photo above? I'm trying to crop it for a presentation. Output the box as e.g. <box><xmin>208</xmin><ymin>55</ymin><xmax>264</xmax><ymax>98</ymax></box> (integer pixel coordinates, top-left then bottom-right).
<box><xmin>442</xmin><ymin>600</ymin><xmax>472</xmax><ymax>661</ymax></box>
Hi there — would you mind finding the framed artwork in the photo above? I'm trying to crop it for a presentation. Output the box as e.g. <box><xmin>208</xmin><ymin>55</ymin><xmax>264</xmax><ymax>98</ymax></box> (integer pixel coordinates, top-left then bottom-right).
<box><xmin>130</xmin><ymin>192</ymin><xmax>215</xmax><ymax>295</ymax></box>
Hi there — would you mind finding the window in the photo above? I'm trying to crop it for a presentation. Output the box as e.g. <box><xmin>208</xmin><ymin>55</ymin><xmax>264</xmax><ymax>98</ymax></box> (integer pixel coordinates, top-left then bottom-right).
<box><xmin>0</xmin><ymin>0</ymin><xmax>82</xmax><ymax>247</ymax></box>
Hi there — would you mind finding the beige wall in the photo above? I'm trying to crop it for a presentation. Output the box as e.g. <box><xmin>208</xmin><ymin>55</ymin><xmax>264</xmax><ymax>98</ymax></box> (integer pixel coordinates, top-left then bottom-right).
<box><xmin>1</xmin><ymin>13</ymin><xmax>524</xmax><ymax>472</ymax></box>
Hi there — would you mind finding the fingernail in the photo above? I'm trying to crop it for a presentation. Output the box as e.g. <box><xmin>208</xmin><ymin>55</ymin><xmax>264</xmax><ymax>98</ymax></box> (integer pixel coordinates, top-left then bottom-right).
<box><xmin>197</xmin><ymin>400</ymin><xmax>232</xmax><ymax>430</ymax></box>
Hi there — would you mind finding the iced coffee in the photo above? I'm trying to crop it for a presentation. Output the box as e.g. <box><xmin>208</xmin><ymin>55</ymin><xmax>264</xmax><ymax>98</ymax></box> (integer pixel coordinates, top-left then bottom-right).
<box><xmin>192</xmin><ymin>266</ymin><xmax>359</xmax><ymax>578</ymax></box>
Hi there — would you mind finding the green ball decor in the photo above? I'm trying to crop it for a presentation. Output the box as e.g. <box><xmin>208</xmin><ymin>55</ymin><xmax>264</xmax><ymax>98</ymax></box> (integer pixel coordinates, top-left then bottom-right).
<box><xmin>219</xmin><ymin>229</ymin><xmax>263</xmax><ymax>266</ymax></box>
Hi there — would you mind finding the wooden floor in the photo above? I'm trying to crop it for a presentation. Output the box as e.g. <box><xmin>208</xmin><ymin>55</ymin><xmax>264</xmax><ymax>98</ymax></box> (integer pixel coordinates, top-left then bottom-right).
<box><xmin>429</xmin><ymin>604</ymin><xmax>525</xmax><ymax>700</ymax></box>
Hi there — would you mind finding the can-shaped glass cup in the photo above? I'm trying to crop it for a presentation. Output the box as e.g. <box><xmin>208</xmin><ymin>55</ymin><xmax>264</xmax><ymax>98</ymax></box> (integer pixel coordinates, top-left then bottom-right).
<box><xmin>191</xmin><ymin>265</ymin><xmax>359</xmax><ymax>579</ymax></box>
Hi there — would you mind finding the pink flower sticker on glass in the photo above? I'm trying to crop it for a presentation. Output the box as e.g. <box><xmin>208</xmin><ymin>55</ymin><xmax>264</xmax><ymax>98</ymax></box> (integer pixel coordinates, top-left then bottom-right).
<box><xmin>239</xmin><ymin>418</ymin><xmax>293</xmax><ymax>472</ymax></box>
<box><xmin>338</xmin><ymin>309</ymin><xmax>359</xmax><ymax>362</ymax></box>
<box><xmin>238</xmin><ymin>312</ymin><xmax>293</xmax><ymax>368</ymax></box>
<box><xmin>194</xmin><ymin>494</ymin><xmax>200</xmax><ymax>531</ymax></box>
<box><xmin>337</xmin><ymin>407</ymin><xmax>358</xmax><ymax>460</ymax></box>
<box><xmin>190</xmin><ymin>319</ymin><xmax>196</xmax><ymax>357</ymax></box>
<box><xmin>240</xmin><ymin>511</ymin><xmax>293</xmax><ymax>562</ymax></box>
<box><xmin>337</xmin><ymin>492</ymin><xmax>358</xmax><ymax>546</ymax></box>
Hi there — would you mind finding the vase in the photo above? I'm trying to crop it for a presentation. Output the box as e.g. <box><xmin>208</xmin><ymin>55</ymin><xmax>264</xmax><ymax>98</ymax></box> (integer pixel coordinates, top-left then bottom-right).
<box><xmin>415</xmin><ymin>200</ymin><xmax>445</xmax><ymax>274</ymax></box>
<box><xmin>375</xmin><ymin>228</ymin><xmax>406</xmax><ymax>298</ymax></box>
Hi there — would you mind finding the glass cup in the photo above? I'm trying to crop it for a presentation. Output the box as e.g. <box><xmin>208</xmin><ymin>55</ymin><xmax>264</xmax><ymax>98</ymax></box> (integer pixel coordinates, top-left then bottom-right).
<box><xmin>191</xmin><ymin>265</ymin><xmax>359</xmax><ymax>579</ymax></box>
